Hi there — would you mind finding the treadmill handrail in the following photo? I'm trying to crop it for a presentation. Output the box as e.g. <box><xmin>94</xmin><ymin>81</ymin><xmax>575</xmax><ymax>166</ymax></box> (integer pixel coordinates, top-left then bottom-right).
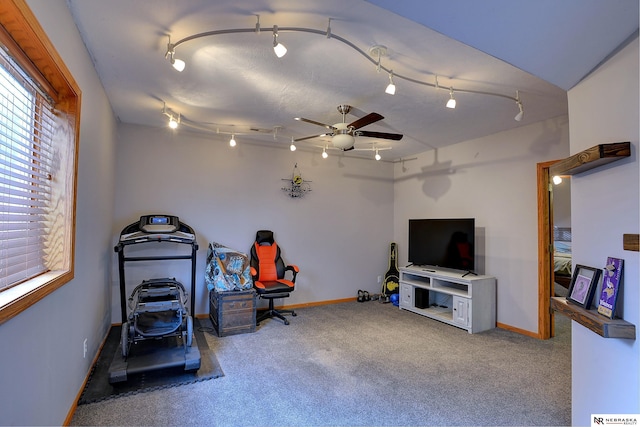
<box><xmin>115</xmin><ymin>218</ymin><xmax>198</xmax><ymax>323</ymax></box>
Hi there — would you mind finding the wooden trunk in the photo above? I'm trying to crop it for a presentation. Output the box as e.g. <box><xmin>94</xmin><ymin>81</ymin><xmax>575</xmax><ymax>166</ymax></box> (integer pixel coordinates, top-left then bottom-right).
<box><xmin>209</xmin><ymin>289</ymin><xmax>256</xmax><ymax>337</ymax></box>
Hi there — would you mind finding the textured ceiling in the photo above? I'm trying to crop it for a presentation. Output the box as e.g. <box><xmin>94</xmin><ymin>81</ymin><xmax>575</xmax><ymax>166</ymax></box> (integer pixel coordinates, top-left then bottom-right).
<box><xmin>66</xmin><ymin>0</ymin><xmax>638</xmax><ymax>161</ymax></box>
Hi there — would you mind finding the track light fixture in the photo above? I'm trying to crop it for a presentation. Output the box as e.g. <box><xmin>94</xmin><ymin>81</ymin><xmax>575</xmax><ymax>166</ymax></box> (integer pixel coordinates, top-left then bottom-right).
<box><xmin>374</xmin><ymin>149</ymin><xmax>381</xmax><ymax>161</ymax></box>
<box><xmin>446</xmin><ymin>87</ymin><xmax>456</xmax><ymax>109</ymax></box>
<box><xmin>229</xmin><ymin>134</ymin><xmax>236</xmax><ymax>147</ymax></box>
<box><xmin>162</xmin><ymin>103</ymin><xmax>180</xmax><ymax>129</ymax></box>
<box><xmin>273</xmin><ymin>25</ymin><xmax>287</xmax><ymax>58</ymax></box>
<box><xmin>171</xmin><ymin>56</ymin><xmax>186</xmax><ymax>72</ymax></box>
<box><xmin>165</xmin><ymin>36</ymin><xmax>185</xmax><ymax>72</ymax></box>
<box><xmin>385</xmin><ymin>70</ymin><xmax>396</xmax><ymax>95</ymax></box>
<box><xmin>290</xmin><ymin>138</ymin><xmax>297</xmax><ymax>151</ymax></box>
<box><xmin>514</xmin><ymin>91</ymin><xmax>524</xmax><ymax>121</ymax></box>
<box><xmin>322</xmin><ymin>146</ymin><xmax>328</xmax><ymax>159</ymax></box>
<box><xmin>370</xmin><ymin>45</ymin><xmax>386</xmax><ymax>73</ymax></box>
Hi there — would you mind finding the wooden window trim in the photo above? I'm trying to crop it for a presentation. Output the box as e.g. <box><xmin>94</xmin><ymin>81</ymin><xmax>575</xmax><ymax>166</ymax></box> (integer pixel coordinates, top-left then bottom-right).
<box><xmin>0</xmin><ymin>0</ymin><xmax>81</xmax><ymax>325</ymax></box>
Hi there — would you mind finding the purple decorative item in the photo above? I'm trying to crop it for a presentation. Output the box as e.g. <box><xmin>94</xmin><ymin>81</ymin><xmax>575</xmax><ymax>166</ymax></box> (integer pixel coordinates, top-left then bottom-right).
<box><xmin>597</xmin><ymin>257</ymin><xmax>623</xmax><ymax>319</ymax></box>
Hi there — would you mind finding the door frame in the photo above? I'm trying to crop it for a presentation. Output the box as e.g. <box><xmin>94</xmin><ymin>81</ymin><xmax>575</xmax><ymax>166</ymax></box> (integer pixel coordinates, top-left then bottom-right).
<box><xmin>537</xmin><ymin>160</ymin><xmax>559</xmax><ymax>339</ymax></box>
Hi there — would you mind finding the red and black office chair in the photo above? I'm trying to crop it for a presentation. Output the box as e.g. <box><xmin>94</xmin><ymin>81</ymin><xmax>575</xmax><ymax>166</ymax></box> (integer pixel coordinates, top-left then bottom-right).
<box><xmin>249</xmin><ymin>230</ymin><xmax>299</xmax><ymax>325</ymax></box>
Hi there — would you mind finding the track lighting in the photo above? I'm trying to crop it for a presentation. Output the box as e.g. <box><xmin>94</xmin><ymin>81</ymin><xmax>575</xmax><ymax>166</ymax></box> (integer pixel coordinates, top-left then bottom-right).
<box><xmin>165</xmin><ymin>36</ymin><xmax>185</xmax><ymax>72</ymax></box>
<box><xmin>375</xmin><ymin>149</ymin><xmax>381</xmax><ymax>161</ymax></box>
<box><xmin>385</xmin><ymin>70</ymin><xmax>396</xmax><ymax>95</ymax></box>
<box><xmin>165</xmin><ymin>24</ymin><xmax>525</xmax><ymax>110</ymax></box>
<box><xmin>169</xmin><ymin>115</ymin><xmax>179</xmax><ymax>129</ymax></box>
<box><xmin>273</xmin><ymin>26</ymin><xmax>287</xmax><ymax>58</ymax></box>
<box><xmin>322</xmin><ymin>147</ymin><xmax>328</xmax><ymax>159</ymax></box>
<box><xmin>162</xmin><ymin>22</ymin><xmax>530</xmax><ymax>153</ymax></box>
<box><xmin>162</xmin><ymin>102</ymin><xmax>181</xmax><ymax>129</ymax></box>
<box><xmin>168</xmin><ymin>114</ymin><xmax>179</xmax><ymax>129</ymax></box>
<box><xmin>514</xmin><ymin>104</ymin><xmax>523</xmax><ymax>121</ymax></box>
<box><xmin>514</xmin><ymin>92</ymin><xmax>524</xmax><ymax>121</ymax></box>
<box><xmin>171</xmin><ymin>56</ymin><xmax>185</xmax><ymax>72</ymax></box>
<box><xmin>229</xmin><ymin>134</ymin><xmax>236</xmax><ymax>147</ymax></box>
<box><xmin>290</xmin><ymin>138</ymin><xmax>296</xmax><ymax>151</ymax></box>
<box><xmin>370</xmin><ymin>45</ymin><xmax>386</xmax><ymax>73</ymax></box>
<box><xmin>446</xmin><ymin>87</ymin><xmax>456</xmax><ymax>109</ymax></box>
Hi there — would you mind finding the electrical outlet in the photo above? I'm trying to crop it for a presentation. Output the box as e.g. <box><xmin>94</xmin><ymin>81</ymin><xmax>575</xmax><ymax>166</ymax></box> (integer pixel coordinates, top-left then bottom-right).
<box><xmin>83</xmin><ymin>338</ymin><xmax>88</xmax><ymax>358</ymax></box>
<box><xmin>377</xmin><ymin>275</ymin><xmax>382</xmax><ymax>283</ymax></box>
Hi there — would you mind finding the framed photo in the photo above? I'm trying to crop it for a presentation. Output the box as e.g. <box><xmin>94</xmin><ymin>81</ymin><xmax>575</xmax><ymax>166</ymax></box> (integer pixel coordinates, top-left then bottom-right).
<box><xmin>597</xmin><ymin>257</ymin><xmax>624</xmax><ymax>318</ymax></box>
<box><xmin>566</xmin><ymin>264</ymin><xmax>602</xmax><ymax>309</ymax></box>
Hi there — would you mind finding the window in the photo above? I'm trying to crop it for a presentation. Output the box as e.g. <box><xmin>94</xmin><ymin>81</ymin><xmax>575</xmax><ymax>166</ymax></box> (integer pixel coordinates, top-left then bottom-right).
<box><xmin>0</xmin><ymin>0</ymin><xmax>80</xmax><ymax>325</ymax></box>
<box><xmin>0</xmin><ymin>50</ymin><xmax>56</xmax><ymax>290</ymax></box>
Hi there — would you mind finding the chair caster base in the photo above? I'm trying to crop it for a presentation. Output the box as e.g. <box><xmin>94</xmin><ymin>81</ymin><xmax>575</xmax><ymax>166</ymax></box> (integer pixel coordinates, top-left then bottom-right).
<box><xmin>256</xmin><ymin>308</ymin><xmax>296</xmax><ymax>325</ymax></box>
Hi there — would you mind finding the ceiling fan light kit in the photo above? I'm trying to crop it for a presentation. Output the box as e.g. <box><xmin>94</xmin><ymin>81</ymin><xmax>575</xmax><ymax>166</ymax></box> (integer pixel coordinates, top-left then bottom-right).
<box><xmin>294</xmin><ymin>104</ymin><xmax>403</xmax><ymax>153</ymax></box>
<box><xmin>161</xmin><ymin>16</ymin><xmax>527</xmax><ymax>160</ymax></box>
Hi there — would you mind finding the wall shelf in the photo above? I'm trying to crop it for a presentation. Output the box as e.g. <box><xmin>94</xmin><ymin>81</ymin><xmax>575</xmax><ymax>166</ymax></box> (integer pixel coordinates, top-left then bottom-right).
<box><xmin>549</xmin><ymin>141</ymin><xmax>630</xmax><ymax>176</ymax></box>
<box><xmin>623</xmin><ymin>234</ymin><xmax>639</xmax><ymax>252</ymax></box>
<box><xmin>551</xmin><ymin>297</ymin><xmax>635</xmax><ymax>339</ymax></box>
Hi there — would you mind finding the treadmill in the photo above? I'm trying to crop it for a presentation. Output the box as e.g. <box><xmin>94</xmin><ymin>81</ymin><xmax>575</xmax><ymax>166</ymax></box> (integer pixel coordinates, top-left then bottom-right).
<box><xmin>108</xmin><ymin>214</ymin><xmax>201</xmax><ymax>383</ymax></box>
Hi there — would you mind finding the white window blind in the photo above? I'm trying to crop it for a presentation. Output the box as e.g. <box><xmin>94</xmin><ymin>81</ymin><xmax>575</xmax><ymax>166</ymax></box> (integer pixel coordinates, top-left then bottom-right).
<box><xmin>0</xmin><ymin>47</ymin><xmax>55</xmax><ymax>291</ymax></box>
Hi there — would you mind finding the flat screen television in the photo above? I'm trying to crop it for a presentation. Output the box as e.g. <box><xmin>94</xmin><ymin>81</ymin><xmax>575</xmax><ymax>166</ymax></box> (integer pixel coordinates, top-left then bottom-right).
<box><xmin>408</xmin><ymin>218</ymin><xmax>475</xmax><ymax>271</ymax></box>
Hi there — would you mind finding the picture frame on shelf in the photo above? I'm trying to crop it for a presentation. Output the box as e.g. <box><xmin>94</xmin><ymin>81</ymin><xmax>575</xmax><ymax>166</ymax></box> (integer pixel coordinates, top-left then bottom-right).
<box><xmin>566</xmin><ymin>264</ymin><xmax>602</xmax><ymax>309</ymax></box>
<box><xmin>597</xmin><ymin>257</ymin><xmax>624</xmax><ymax>319</ymax></box>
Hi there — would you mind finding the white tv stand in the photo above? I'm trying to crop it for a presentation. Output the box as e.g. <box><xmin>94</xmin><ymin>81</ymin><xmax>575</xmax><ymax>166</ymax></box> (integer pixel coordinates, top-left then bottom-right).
<box><xmin>399</xmin><ymin>266</ymin><xmax>496</xmax><ymax>334</ymax></box>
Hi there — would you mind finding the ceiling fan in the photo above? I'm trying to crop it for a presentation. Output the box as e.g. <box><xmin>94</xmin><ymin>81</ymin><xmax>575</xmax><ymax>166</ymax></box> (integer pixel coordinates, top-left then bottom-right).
<box><xmin>294</xmin><ymin>105</ymin><xmax>403</xmax><ymax>151</ymax></box>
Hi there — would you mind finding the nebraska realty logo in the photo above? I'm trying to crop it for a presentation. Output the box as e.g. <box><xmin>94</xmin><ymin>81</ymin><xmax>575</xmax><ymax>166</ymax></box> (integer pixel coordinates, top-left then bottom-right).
<box><xmin>592</xmin><ymin>415</ymin><xmax>639</xmax><ymax>426</ymax></box>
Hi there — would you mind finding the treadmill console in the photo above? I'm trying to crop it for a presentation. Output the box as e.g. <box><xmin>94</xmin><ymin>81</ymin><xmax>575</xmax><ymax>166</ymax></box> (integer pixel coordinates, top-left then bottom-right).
<box><xmin>139</xmin><ymin>215</ymin><xmax>179</xmax><ymax>234</ymax></box>
<box><xmin>118</xmin><ymin>214</ymin><xmax>195</xmax><ymax>245</ymax></box>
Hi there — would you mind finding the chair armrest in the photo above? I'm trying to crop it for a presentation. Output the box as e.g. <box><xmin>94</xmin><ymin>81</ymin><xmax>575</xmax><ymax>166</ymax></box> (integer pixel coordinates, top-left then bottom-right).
<box><xmin>285</xmin><ymin>265</ymin><xmax>299</xmax><ymax>282</ymax></box>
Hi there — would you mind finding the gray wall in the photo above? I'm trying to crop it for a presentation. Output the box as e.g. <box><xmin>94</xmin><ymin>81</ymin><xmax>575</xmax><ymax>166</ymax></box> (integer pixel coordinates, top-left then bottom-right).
<box><xmin>553</xmin><ymin>179</ymin><xmax>571</xmax><ymax>228</ymax></box>
<box><xmin>112</xmin><ymin>124</ymin><xmax>394</xmax><ymax>320</ymax></box>
<box><xmin>568</xmin><ymin>37</ymin><xmax>639</xmax><ymax>424</ymax></box>
<box><xmin>393</xmin><ymin>116</ymin><xmax>570</xmax><ymax>333</ymax></box>
<box><xmin>0</xmin><ymin>0</ymin><xmax>117</xmax><ymax>425</ymax></box>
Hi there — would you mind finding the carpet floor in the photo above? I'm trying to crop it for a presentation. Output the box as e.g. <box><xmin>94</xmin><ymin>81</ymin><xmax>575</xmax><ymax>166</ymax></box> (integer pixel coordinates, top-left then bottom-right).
<box><xmin>72</xmin><ymin>302</ymin><xmax>571</xmax><ymax>426</ymax></box>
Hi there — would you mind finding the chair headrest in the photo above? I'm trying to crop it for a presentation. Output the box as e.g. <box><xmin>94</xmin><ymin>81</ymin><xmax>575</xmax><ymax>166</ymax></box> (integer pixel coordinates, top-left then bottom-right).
<box><xmin>255</xmin><ymin>230</ymin><xmax>274</xmax><ymax>246</ymax></box>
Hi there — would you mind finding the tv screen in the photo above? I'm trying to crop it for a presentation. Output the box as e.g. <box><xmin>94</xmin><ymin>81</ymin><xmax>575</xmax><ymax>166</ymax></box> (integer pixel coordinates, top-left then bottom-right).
<box><xmin>408</xmin><ymin>218</ymin><xmax>475</xmax><ymax>271</ymax></box>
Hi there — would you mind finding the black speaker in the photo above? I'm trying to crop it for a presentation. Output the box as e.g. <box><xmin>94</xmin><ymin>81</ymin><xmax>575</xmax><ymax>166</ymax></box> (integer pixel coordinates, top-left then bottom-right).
<box><xmin>414</xmin><ymin>287</ymin><xmax>430</xmax><ymax>309</ymax></box>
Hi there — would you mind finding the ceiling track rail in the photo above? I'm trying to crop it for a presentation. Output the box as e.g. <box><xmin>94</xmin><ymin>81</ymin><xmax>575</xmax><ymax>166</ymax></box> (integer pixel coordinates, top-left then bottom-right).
<box><xmin>168</xmin><ymin>22</ymin><xmax>519</xmax><ymax>103</ymax></box>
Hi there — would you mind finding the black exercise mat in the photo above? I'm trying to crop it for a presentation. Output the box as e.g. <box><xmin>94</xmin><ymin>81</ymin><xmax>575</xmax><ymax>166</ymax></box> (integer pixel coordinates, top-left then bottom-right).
<box><xmin>78</xmin><ymin>318</ymin><xmax>223</xmax><ymax>404</ymax></box>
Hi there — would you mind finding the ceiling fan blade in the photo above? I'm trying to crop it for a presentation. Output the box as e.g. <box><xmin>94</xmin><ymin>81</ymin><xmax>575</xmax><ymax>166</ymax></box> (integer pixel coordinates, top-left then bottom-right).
<box><xmin>357</xmin><ymin>130</ymin><xmax>404</xmax><ymax>141</ymax></box>
<box><xmin>341</xmin><ymin>145</ymin><xmax>355</xmax><ymax>151</ymax></box>
<box><xmin>293</xmin><ymin>134</ymin><xmax>326</xmax><ymax>142</ymax></box>
<box><xmin>348</xmin><ymin>112</ymin><xmax>384</xmax><ymax>130</ymax></box>
<box><xmin>295</xmin><ymin>117</ymin><xmax>335</xmax><ymax>130</ymax></box>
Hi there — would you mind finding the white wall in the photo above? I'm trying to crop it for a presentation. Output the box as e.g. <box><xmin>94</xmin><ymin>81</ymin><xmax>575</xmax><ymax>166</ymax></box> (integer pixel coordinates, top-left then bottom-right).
<box><xmin>394</xmin><ymin>116</ymin><xmax>570</xmax><ymax>332</ymax></box>
<box><xmin>112</xmin><ymin>124</ymin><xmax>394</xmax><ymax>321</ymax></box>
<box><xmin>553</xmin><ymin>179</ymin><xmax>572</xmax><ymax>228</ymax></box>
<box><xmin>568</xmin><ymin>37</ymin><xmax>639</xmax><ymax>424</ymax></box>
<box><xmin>0</xmin><ymin>1</ymin><xmax>117</xmax><ymax>425</ymax></box>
